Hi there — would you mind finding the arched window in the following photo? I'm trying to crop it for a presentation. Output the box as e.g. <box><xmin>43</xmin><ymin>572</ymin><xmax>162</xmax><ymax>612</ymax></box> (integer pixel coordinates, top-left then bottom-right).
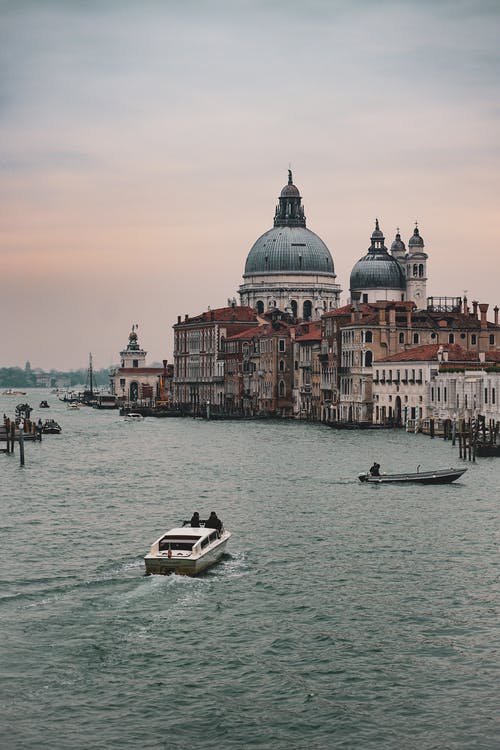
<box><xmin>364</xmin><ymin>351</ymin><xmax>373</xmax><ymax>367</ymax></box>
<box><xmin>365</xmin><ymin>331</ymin><xmax>373</xmax><ymax>343</ymax></box>
<box><xmin>279</xmin><ymin>359</ymin><xmax>285</xmax><ymax>372</ymax></box>
<box><xmin>256</xmin><ymin>300</ymin><xmax>264</xmax><ymax>314</ymax></box>
<box><xmin>129</xmin><ymin>382</ymin><xmax>139</xmax><ymax>401</ymax></box>
<box><xmin>399</xmin><ymin>332</ymin><xmax>404</xmax><ymax>344</ymax></box>
<box><xmin>279</xmin><ymin>380</ymin><xmax>285</xmax><ymax>397</ymax></box>
<box><xmin>413</xmin><ymin>264</ymin><xmax>418</xmax><ymax>277</ymax></box>
<box><xmin>448</xmin><ymin>333</ymin><xmax>455</xmax><ymax>343</ymax></box>
<box><xmin>303</xmin><ymin>300</ymin><xmax>312</xmax><ymax>319</ymax></box>
<box><xmin>291</xmin><ymin>300</ymin><xmax>298</xmax><ymax>317</ymax></box>
<box><xmin>419</xmin><ymin>264</ymin><xmax>424</xmax><ymax>277</ymax></box>
<box><xmin>413</xmin><ymin>333</ymin><xmax>419</xmax><ymax>344</ymax></box>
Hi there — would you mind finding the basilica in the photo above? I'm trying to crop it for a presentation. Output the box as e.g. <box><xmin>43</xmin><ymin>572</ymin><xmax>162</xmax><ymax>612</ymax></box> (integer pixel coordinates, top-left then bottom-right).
<box><xmin>239</xmin><ymin>170</ymin><xmax>429</xmax><ymax>314</ymax></box>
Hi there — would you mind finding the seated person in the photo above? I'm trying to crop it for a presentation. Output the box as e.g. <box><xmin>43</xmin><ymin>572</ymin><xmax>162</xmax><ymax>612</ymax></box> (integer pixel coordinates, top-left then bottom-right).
<box><xmin>369</xmin><ymin>462</ymin><xmax>381</xmax><ymax>476</ymax></box>
<box><xmin>205</xmin><ymin>511</ymin><xmax>222</xmax><ymax>533</ymax></box>
<box><xmin>190</xmin><ymin>511</ymin><xmax>200</xmax><ymax>527</ymax></box>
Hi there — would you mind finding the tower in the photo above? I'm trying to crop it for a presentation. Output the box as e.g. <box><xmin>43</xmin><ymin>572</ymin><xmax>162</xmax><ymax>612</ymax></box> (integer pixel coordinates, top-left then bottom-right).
<box><xmin>405</xmin><ymin>224</ymin><xmax>428</xmax><ymax>308</ymax></box>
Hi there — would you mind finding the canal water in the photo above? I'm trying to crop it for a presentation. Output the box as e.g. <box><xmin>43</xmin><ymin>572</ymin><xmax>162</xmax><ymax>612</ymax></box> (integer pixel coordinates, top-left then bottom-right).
<box><xmin>1</xmin><ymin>391</ymin><xmax>499</xmax><ymax>749</ymax></box>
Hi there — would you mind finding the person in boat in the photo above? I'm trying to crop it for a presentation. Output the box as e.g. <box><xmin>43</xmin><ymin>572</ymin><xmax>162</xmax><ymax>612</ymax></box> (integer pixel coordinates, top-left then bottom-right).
<box><xmin>205</xmin><ymin>511</ymin><xmax>222</xmax><ymax>533</ymax></box>
<box><xmin>369</xmin><ymin>462</ymin><xmax>381</xmax><ymax>477</ymax></box>
<box><xmin>190</xmin><ymin>511</ymin><xmax>200</xmax><ymax>527</ymax></box>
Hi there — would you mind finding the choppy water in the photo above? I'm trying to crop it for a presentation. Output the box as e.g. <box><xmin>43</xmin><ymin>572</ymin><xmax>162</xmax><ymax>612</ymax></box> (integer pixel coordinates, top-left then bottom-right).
<box><xmin>1</xmin><ymin>390</ymin><xmax>499</xmax><ymax>749</ymax></box>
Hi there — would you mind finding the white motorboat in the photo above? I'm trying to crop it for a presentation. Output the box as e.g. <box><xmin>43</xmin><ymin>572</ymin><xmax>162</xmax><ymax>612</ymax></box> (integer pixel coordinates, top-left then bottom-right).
<box><xmin>67</xmin><ymin>401</ymin><xmax>80</xmax><ymax>410</ymax></box>
<box><xmin>124</xmin><ymin>412</ymin><xmax>144</xmax><ymax>421</ymax></box>
<box><xmin>144</xmin><ymin>521</ymin><xmax>231</xmax><ymax>576</ymax></box>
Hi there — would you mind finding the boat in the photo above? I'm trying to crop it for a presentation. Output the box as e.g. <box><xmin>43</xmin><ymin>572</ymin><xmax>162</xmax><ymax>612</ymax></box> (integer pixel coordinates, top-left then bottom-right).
<box><xmin>41</xmin><ymin>419</ymin><xmax>62</xmax><ymax>434</ymax></box>
<box><xmin>124</xmin><ymin>412</ymin><xmax>144</xmax><ymax>421</ymax></box>
<box><xmin>67</xmin><ymin>401</ymin><xmax>80</xmax><ymax>410</ymax></box>
<box><xmin>144</xmin><ymin>521</ymin><xmax>231</xmax><ymax>576</ymax></box>
<box><xmin>39</xmin><ymin>400</ymin><xmax>50</xmax><ymax>408</ymax></box>
<box><xmin>476</xmin><ymin>443</ymin><xmax>500</xmax><ymax>457</ymax></box>
<box><xmin>2</xmin><ymin>388</ymin><xmax>26</xmax><ymax>395</ymax></box>
<box><xmin>358</xmin><ymin>466</ymin><xmax>467</xmax><ymax>484</ymax></box>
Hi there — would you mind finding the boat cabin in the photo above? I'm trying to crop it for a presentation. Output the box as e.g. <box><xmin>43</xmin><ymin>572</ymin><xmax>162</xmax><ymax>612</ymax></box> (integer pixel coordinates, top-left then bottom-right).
<box><xmin>152</xmin><ymin>527</ymin><xmax>220</xmax><ymax>556</ymax></box>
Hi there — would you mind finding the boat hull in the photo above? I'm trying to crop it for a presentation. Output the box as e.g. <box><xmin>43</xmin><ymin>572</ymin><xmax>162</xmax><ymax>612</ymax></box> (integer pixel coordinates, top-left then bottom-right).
<box><xmin>144</xmin><ymin>537</ymin><xmax>229</xmax><ymax>576</ymax></box>
<box><xmin>359</xmin><ymin>468</ymin><xmax>467</xmax><ymax>484</ymax></box>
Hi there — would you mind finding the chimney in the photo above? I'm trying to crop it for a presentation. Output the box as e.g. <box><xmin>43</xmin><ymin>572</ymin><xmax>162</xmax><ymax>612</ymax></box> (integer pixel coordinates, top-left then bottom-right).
<box><xmin>494</xmin><ymin>306</ymin><xmax>499</xmax><ymax>326</ymax></box>
<box><xmin>185</xmin><ymin>314</ymin><xmax>188</xmax><ymax>322</ymax></box>
<box><xmin>472</xmin><ymin>300</ymin><xmax>478</xmax><ymax>318</ymax></box>
<box><xmin>406</xmin><ymin>309</ymin><xmax>412</xmax><ymax>329</ymax></box>
<box><xmin>463</xmin><ymin>294</ymin><xmax>468</xmax><ymax>315</ymax></box>
<box><xmin>378</xmin><ymin>307</ymin><xmax>386</xmax><ymax>325</ymax></box>
<box><xmin>177</xmin><ymin>315</ymin><xmax>181</xmax><ymax>324</ymax></box>
<box><xmin>479</xmin><ymin>303</ymin><xmax>489</xmax><ymax>330</ymax></box>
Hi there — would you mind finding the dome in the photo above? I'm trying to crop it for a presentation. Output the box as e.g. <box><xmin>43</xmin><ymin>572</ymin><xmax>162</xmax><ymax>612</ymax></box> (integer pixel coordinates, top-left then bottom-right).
<box><xmin>350</xmin><ymin>254</ymin><xmax>406</xmax><ymax>290</ymax></box>
<box><xmin>350</xmin><ymin>220</ymin><xmax>406</xmax><ymax>291</ymax></box>
<box><xmin>281</xmin><ymin>183</ymin><xmax>300</xmax><ymax>198</ymax></box>
<box><xmin>409</xmin><ymin>225</ymin><xmax>424</xmax><ymax>248</ymax></box>
<box><xmin>390</xmin><ymin>230</ymin><xmax>406</xmax><ymax>254</ymax></box>
<box><xmin>129</xmin><ymin>331</ymin><xmax>137</xmax><ymax>341</ymax></box>
<box><xmin>244</xmin><ymin>225</ymin><xmax>335</xmax><ymax>275</ymax></box>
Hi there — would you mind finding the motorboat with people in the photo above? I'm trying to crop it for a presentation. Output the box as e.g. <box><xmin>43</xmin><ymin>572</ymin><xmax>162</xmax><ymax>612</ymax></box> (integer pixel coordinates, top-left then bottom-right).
<box><xmin>39</xmin><ymin>400</ymin><xmax>50</xmax><ymax>408</ymax></box>
<box><xmin>40</xmin><ymin>419</ymin><xmax>62</xmax><ymax>434</ymax></box>
<box><xmin>359</xmin><ymin>465</ymin><xmax>467</xmax><ymax>484</ymax></box>
<box><xmin>144</xmin><ymin>515</ymin><xmax>231</xmax><ymax>576</ymax></box>
<box><xmin>124</xmin><ymin>412</ymin><xmax>144</xmax><ymax>422</ymax></box>
<box><xmin>66</xmin><ymin>401</ymin><xmax>80</xmax><ymax>410</ymax></box>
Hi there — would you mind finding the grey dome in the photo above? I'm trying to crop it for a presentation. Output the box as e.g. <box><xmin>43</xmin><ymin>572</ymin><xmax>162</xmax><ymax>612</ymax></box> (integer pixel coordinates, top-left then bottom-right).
<box><xmin>409</xmin><ymin>226</ymin><xmax>424</xmax><ymax>248</ymax></box>
<box><xmin>390</xmin><ymin>231</ymin><xmax>406</xmax><ymax>254</ymax></box>
<box><xmin>350</xmin><ymin>220</ymin><xmax>406</xmax><ymax>291</ymax></box>
<box><xmin>350</xmin><ymin>254</ymin><xmax>406</xmax><ymax>290</ymax></box>
<box><xmin>244</xmin><ymin>226</ymin><xmax>335</xmax><ymax>275</ymax></box>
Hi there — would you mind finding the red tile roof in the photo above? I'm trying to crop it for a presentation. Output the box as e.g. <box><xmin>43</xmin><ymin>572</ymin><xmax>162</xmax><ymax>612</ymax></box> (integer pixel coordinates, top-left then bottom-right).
<box><xmin>377</xmin><ymin>344</ymin><xmax>480</xmax><ymax>363</ymax></box>
<box><xmin>175</xmin><ymin>306</ymin><xmax>257</xmax><ymax>325</ymax></box>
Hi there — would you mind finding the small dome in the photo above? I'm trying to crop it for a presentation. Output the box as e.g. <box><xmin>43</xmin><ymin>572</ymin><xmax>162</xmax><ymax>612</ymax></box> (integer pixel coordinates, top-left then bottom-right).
<box><xmin>350</xmin><ymin>254</ymin><xmax>406</xmax><ymax>291</ymax></box>
<box><xmin>350</xmin><ymin>220</ymin><xmax>406</xmax><ymax>292</ymax></box>
<box><xmin>129</xmin><ymin>331</ymin><xmax>137</xmax><ymax>341</ymax></box>
<box><xmin>280</xmin><ymin>168</ymin><xmax>300</xmax><ymax>198</ymax></box>
<box><xmin>391</xmin><ymin>230</ymin><xmax>406</xmax><ymax>254</ymax></box>
<box><xmin>409</xmin><ymin>225</ymin><xmax>424</xmax><ymax>248</ymax></box>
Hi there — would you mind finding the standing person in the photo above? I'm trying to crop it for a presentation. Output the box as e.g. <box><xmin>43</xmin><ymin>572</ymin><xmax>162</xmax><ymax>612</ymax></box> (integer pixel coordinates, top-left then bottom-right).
<box><xmin>205</xmin><ymin>511</ymin><xmax>222</xmax><ymax>533</ymax></box>
<box><xmin>190</xmin><ymin>511</ymin><xmax>200</xmax><ymax>527</ymax></box>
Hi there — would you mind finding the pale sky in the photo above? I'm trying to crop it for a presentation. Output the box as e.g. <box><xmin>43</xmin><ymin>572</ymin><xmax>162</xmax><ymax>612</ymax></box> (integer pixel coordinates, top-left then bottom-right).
<box><xmin>2</xmin><ymin>0</ymin><xmax>500</xmax><ymax>370</ymax></box>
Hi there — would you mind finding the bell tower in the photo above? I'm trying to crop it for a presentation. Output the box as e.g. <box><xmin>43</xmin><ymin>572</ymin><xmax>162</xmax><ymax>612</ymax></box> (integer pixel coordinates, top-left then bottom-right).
<box><xmin>405</xmin><ymin>224</ymin><xmax>428</xmax><ymax>308</ymax></box>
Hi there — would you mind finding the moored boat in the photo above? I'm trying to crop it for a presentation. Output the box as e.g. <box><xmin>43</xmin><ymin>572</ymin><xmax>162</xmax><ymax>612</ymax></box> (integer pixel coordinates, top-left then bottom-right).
<box><xmin>358</xmin><ymin>467</ymin><xmax>467</xmax><ymax>484</ymax></box>
<box><xmin>144</xmin><ymin>521</ymin><xmax>231</xmax><ymax>576</ymax></box>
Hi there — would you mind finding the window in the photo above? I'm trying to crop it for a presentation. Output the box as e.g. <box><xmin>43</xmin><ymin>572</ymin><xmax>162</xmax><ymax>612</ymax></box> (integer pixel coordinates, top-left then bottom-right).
<box><xmin>279</xmin><ymin>380</ymin><xmax>285</xmax><ymax>397</ymax></box>
<box><xmin>291</xmin><ymin>300</ymin><xmax>298</xmax><ymax>317</ymax></box>
<box><xmin>489</xmin><ymin>334</ymin><xmax>495</xmax><ymax>345</ymax></box>
<box><xmin>279</xmin><ymin>339</ymin><xmax>286</xmax><ymax>352</ymax></box>
<box><xmin>471</xmin><ymin>334</ymin><xmax>477</xmax><ymax>345</ymax></box>
<box><xmin>364</xmin><ymin>351</ymin><xmax>373</xmax><ymax>367</ymax></box>
<box><xmin>448</xmin><ymin>334</ymin><xmax>455</xmax><ymax>343</ymax></box>
<box><xmin>362</xmin><ymin>293</ymin><xmax>368</xmax><ymax>303</ymax></box>
<box><xmin>493</xmin><ymin>388</ymin><xmax>496</xmax><ymax>404</ymax></box>
<box><xmin>419</xmin><ymin>264</ymin><xmax>424</xmax><ymax>277</ymax></box>
<box><xmin>399</xmin><ymin>332</ymin><xmax>404</xmax><ymax>344</ymax></box>
<box><xmin>365</xmin><ymin>331</ymin><xmax>373</xmax><ymax>343</ymax></box>
<box><xmin>303</xmin><ymin>300</ymin><xmax>312</xmax><ymax>320</ymax></box>
<box><xmin>279</xmin><ymin>359</ymin><xmax>285</xmax><ymax>372</ymax></box>
<box><xmin>133</xmin><ymin>359</ymin><xmax>139</xmax><ymax>368</ymax></box>
<box><xmin>413</xmin><ymin>333</ymin><xmax>419</xmax><ymax>344</ymax></box>
<box><xmin>413</xmin><ymin>263</ymin><xmax>418</xmax><ymax>277</ymax></box>
<box><xmin>485</xmin><ymin>387</ymin><xmax>488</xmax><ymax>404</ymax></box>
<box><xmin>256</xmin><ymin>300</ymin><xmax>264</xmax><ymax>314</ymax></box>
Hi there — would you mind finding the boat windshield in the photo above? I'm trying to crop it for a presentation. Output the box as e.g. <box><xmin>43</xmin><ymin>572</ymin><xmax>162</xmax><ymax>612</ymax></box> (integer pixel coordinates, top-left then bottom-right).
<box><xmin>159</xmin><ymin>538</ymin><xmax>195</xmax><ymax>551</ymax></box>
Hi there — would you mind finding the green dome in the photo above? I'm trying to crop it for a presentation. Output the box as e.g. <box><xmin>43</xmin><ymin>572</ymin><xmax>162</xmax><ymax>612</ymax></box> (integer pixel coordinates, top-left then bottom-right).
<box><xmin>244</xmin><ymin>226</ymin><xmax>335</xmax><ymax>275</ymax></box>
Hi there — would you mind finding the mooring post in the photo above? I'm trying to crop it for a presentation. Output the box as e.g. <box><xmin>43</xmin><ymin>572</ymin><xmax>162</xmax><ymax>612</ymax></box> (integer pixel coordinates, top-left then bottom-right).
<box><xmin>19</xmin><ymin>430</ymin><xmax>25</xmax><ymax>467</ymax></box>
<box><xmin>10</xmin><ymin>422</ymin><xmax>15</xmax><ymax>453</ymax></box>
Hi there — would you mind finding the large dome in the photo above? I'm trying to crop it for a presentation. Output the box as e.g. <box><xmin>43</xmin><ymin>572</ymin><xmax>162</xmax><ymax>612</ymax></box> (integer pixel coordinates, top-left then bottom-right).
<box><xmin>244</xmin><ymin>226</ymin><xmax>335</xmax><ymax>275</ymax></box>
<box><xmin>350</xmin><ymin>220</ymin><xmax>406</xmax><ymax>292</ymax></box>
<box><xmin>243</xmin><ymin>169</ymin><xmax>335</xmax><ymax>276</ymax></box>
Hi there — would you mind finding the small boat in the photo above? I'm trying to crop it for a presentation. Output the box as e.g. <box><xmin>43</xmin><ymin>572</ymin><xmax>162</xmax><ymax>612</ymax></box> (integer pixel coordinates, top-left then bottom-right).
<box><xmin>476</xmin><ymin>443</ymin><xmax>500</xmax><ymax>457</ymax></box>
<box><xmin>144</xmin><ymin>521</ymin><xmax>231</xmax><ymax>576</ymax></box>
<box><xmin>39</xmin><ymin>400</ymin><xmax>50</xmax><ymax>408</ymax></box>
<box><xmin>3</xmin><ymin>388</ymin><xmax>26</xmax><ymax>395</ymax></box>
<box><xmin>67</xmin><ymin>401</ymin><xmax>80</xmax><ymax>410</ymax></box>
<box><xmin>358</xmin><ymin>466</ymin><xmax>467</xmax><ymax>484</ymax></box>
<box><xmin>124</xmin><ymin>412</ymin><xmax>144</xmax><ymax>422</ymax></box>
<box><xmin>41</xmin><ymin>419</ymin><xmax>62</xmax><ymax>434</ymax></box>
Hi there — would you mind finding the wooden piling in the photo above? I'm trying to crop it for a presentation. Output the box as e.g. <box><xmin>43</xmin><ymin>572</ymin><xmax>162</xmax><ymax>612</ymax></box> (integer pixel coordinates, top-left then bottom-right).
<box><xmin>19</xmin><ymin>430</ymin><xmax>25</xmax><ymax>466</ymax></box>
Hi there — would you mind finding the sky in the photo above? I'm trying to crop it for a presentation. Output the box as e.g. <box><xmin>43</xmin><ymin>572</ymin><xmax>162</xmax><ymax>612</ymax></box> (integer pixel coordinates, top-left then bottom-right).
<box><xmin>2</xmin><ymin>0</ymin><xmax>500</xmax><ymax>370</ymax></box>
